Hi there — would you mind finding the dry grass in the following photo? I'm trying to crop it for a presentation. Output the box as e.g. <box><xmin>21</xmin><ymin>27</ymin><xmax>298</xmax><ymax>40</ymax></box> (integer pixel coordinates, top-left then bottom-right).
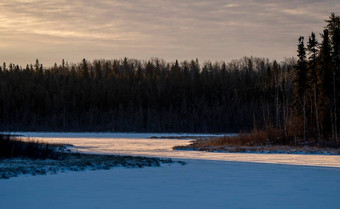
<box><xmin>0</xmin><ymin>134</ymin><xmax>69</xmax><ymax>160</ymax></box>
<box><xmin>191</xmin><ymin>128</ymin><xmax>286</xmax><ymax>148</ymax></box>
<box><xmin>174</xmin><ymin>126</ymin><xmax>340</xmax><ymax>153</ymax></box>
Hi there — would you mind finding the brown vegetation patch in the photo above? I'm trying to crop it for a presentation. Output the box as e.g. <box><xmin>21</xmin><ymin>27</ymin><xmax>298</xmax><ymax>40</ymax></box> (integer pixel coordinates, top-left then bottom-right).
<box><xmin>174</xmin><ymin>128</ymin><xmax>340</xmax><ymax>155</ymax></box>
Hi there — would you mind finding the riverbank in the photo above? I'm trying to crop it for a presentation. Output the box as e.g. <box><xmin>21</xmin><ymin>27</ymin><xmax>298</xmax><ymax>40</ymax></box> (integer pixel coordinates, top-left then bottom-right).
<box><xmin>173</xmin><ymin>132</ymin><xmax>340</xmax><ymax>155</ymax></box>
<box><xmin>174</xmin><ymin>144</ymin><xmax>340</xmax><ymax>155</ymax></box>
<box><xmin>0</xmin><ymin>154</ymin><xmax>178</xmax><ymax>179</ymax></box>
<box><xmin>0</xmin><ymin>134</ymin><xmax>182</xmax><ymax>179</ymax></box>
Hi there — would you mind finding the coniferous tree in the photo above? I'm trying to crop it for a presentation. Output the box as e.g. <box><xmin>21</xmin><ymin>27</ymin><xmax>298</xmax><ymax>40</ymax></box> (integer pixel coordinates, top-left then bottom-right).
<box><xmin>325</xmin><ymin>13</ymin><xmax>340</xmax><ymax>141</ymax></box>
<box><xmin>307</xmin><ymin>32</ymin><xmax>321</xmax><ymax>140</ymax></box>
<box><xmin>318</xmin><ymin>29</ymin><xmax>333</xmax><ymax>138</ymax></box>
<box><xmin>295</xmin><ymin>36</ymin><xmax>308</xmax><ymax>140</ymax></box>
<box><xmin>81</xmin><ymin>58</ymin><xmax>89</xmax><ymax>79</ymax></box>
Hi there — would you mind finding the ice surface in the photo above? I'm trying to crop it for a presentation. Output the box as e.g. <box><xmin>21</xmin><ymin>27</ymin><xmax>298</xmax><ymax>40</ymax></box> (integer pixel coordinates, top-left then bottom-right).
<box><xmin>15</xmin><ymin>132</ymin><xmax>340</xmax><ymax>168</ymax></box>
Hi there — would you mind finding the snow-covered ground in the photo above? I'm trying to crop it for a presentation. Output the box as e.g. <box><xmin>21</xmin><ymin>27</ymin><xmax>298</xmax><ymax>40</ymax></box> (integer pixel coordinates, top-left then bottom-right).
<box><xmin>1</xmin><ymin>160</ymin><xmax>339</xmax><ymax>209</ymax></box>
<box><xmin>1</xmin><ymin>132</ymin><xmax>340</xmax><ymax>209</ymax></box>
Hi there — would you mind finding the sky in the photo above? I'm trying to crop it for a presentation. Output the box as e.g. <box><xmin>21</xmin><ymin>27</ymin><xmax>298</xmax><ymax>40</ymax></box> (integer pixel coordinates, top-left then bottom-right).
<box><xmin>0</xmin><ymin>0</ymin><xmax>339</xmax><ymax>67</ymax></box>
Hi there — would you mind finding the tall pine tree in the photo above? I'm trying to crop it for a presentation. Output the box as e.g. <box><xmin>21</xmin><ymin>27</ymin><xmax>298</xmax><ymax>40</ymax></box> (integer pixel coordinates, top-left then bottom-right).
<box><xmin>295</xmin><ymin>36</ymin><xmax>308</xmax><ymax>140</ymax></box>
<box><xmin>318</xmin><ymin>29</ymin><xmax>333</xmax><ymax>138</ymax></box>
<box><xmin>325</xmin><ymin>13</ymin><xmax>340</xmax><ymax>141</ymax></box>
<box><xmin>307</xmin><ymin>32</ymin><xmax>321</xmax><ymax>140</ymax></box>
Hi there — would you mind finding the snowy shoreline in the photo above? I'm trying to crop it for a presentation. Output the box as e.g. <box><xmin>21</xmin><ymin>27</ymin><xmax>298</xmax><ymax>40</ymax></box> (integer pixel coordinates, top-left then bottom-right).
<box><xmin>0</xmin><ymin>153</ymin><xmax>183</xmax><ymax>179</ymax></box>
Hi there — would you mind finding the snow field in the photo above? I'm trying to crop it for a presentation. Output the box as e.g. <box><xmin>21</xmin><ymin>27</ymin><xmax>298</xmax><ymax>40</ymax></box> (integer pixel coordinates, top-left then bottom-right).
<box><xmin>0</xmin><ymin>160</ymin><xmax>339</xmax><ymax>209</ymax></box>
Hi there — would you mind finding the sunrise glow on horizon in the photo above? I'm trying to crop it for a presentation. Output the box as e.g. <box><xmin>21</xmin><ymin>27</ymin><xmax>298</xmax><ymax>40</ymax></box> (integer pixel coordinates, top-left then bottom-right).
<box><xmin>0</xmin><ymin>0</ymin><xmax>339</xmax><ymax>66</ymax></box>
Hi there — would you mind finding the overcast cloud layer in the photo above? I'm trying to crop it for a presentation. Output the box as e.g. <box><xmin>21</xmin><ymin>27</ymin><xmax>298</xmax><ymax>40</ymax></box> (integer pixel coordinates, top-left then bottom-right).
<box><xmin>0</xmin><ymin>0</ymin><xmax>339</xmax><ymax>66</ymax></box>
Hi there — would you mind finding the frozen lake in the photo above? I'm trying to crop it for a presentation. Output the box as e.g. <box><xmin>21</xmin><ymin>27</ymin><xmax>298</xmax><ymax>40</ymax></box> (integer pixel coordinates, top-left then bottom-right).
<box><xmin>1</xmin><ymin>132</ymin><xmax>339</xmax><ymax>209</ymax></box>
<box><xmin>16</xmin><ymin>132</ymin><xmax>340</xmax><ymax>168</ymax></box>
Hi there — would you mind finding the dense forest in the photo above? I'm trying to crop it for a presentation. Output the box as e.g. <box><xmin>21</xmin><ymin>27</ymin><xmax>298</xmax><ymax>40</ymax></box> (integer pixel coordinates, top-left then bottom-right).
<box><xmin>0</xmin><ymin>56</ymin><xmax>295</xmax><ymax>132</ymax></box>
<box><xmin>0</xmin><ymin>14</ymin><xmax>338</xmax><ymax>143</ymax></box>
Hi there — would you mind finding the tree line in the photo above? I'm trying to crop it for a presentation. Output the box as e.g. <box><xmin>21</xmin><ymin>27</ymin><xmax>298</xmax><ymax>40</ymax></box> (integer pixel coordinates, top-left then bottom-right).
<box><xmin>0</xmin><ymin>56</ymin><xmax>295</xmax><ymax>133</ymax></box>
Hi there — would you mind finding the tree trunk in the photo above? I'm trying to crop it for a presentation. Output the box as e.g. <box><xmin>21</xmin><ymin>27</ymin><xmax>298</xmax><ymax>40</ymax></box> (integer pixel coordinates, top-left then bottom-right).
<box><xmin>313</xmin><ymin>84</ymin><xmax>321</xmax><ymax>142</ymax></box>
<box><xmin>303</xmin><ymin>93</ymin><xmax>307</xmax><ymax>141</ymax></box>
<box><xmin>333</xmin><ymin>71</ymin><xmax>337</xmax><ymax>142</ymax></box>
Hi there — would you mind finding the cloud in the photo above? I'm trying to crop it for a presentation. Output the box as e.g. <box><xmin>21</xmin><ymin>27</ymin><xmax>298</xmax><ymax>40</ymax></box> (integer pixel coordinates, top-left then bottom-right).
<box><xmin>223</xmin><ymin>3</ymin><xmax>239</xmax><ymax>8</ymax></box>
<box><xmin>0</xmin><ymin>0</ymin><xmax>339</xmax><ymax>66</ymax></box>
